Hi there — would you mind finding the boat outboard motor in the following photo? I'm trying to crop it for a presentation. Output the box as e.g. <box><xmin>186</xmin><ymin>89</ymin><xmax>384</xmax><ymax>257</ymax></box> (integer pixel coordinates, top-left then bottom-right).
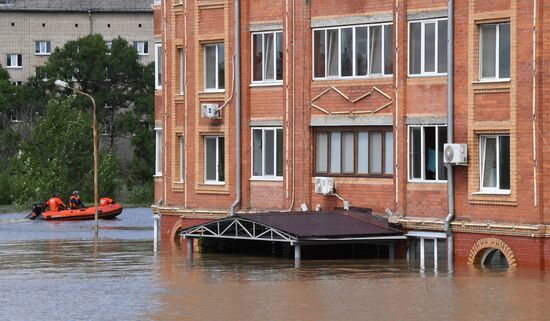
<box><xmin>26</xmin><ymin>203</ymin><xmax>44</xmax><ymax>220</ymax></box>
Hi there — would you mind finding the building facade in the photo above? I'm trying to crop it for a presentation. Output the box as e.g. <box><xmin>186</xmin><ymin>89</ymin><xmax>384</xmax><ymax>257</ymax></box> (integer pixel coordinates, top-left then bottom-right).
<box><xmin>153</xmin><ymin>0</ymin><xmax>550</xmax><ymax>269</ymax></box>
<box><xmin>0</xmin><ymin>0</ymin><xmax>155</xmax><ymax>84</ymax></box>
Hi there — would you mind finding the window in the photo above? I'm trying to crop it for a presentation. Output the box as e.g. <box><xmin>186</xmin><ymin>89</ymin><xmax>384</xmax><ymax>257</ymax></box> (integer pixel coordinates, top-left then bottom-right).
<box><xmin>35</xmin><ymin>41</ymin><xmax>51</xmax><ymax>55</ymax></box>
<box><xmin>105</xmin><ymin>41</ymin><xmax>112</xmax><ymax>50</ymax></box>
<box><xmin>480</xmin><ymin>23</ymin><xmax>510</xmax><ymax>80</ymax></box>
<box><xmin>6</xmin><ymin>54</ymin><xmax>22</xmax><ymax>68</ymax></box>
<box><xmin>177</xmin><ymin>135</ymin><xmax>184</xmax><ymax>182</ymax></box>
<box><xmin>204</xmin><ymin>136</ymin><xmax>225</xmax><ymax>183</ymax></box>
<box><xmin>155</xmin><ymin>43</ymin><xmax>162</xmax><ymax>89</ymax></box>
<box><xmin>313</xmin><ymin>23</ymin><xmax>393</xmax><ymax>79</ymax></box>
<box><xmin>155</xmin><ymin>128</ymin><xmax>162</xmax><ymax>176</ymax></box>
<box><xmin>204</xmin><ymin>43</ymin><xmax>224</xmax><ymax>91</ymax></box>
<box><xmin>315</xmin><ymin>128</ymin><xmax>393</xmax><ymax>176</ymax></box>
<box><xmin>252</xmin><ymin>31</ymin><xmax>283</xmax><ymax>83</ymax></box>
<box><xmin>252</xmin><ymin>128</ymin><xmax>283</xmax><ymax>179</ymax></box>
<box><xmin>479</xmin><ymin>135</ymin><xmax>510</xmax><ymax>193</ymax></box>
<box><xmin>178</xmin><ymin>48</ymin><xmax>184</xmax><ymax>95</ymax></box>
<box><xmin>408</xmin><ymin>125</ymin><xmax>447</xmax><ymax>181</ymax></box>
<box><xmin>133</xmin><ymin>41</ymin><xmax>149</xmax><ymax>55</ymax></box>
<box><xmin>10</xmin><ymin>81</ymin><xmax>22</xmax><ymax>86</ymax></box>
<box><xmin>408</xmin><ymin>19</ymin><xmax>447</xmax><ymax>75</ymax></box>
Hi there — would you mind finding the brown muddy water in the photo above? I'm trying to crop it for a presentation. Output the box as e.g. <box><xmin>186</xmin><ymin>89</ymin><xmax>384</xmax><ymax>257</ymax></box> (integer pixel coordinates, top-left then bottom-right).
<box><xmin>0</xmin><ymin>208</ymin><xmax>549</xmax><ymax>321</ymax></box>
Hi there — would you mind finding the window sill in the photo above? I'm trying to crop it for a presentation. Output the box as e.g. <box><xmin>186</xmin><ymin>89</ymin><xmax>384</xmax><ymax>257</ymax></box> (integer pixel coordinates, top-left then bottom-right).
<box><xmin>250</xmin><ymin>82</ymin><xmax>283</xmax><ymax>88</ymax></box>
<box><xmin>201</xmin><ymin>90</ymin><xmax>225</xmax><ymax>94</ymax></box>
<box><xmin>153</xmin><ymin>174</ymin><xmax>163</xmax><ymax>178</ymax></box>
<box><xmin>138</xmin><ymin>53</ymin><xmax>149</xmax><ymax>56</ymax></box>
<box><xmin>408</xmin><ymin>180</ymin><xmax>447</xmax><ymax>184</ymax></box>
<box><xmin>473</xmin><ymin>79</ymin><xmax>510</xmax><ymax>84</ymax></box>
<box><xmin>407</xmin><ymin>73</ymin><xmax>447</xmax><ymax>78</ymax></box>
<box><xmin>6</xmin><ymin>66</ymin><xmax>23</xmax><ymax>69</ymax></box>
<box><xmin>472</xmin><ymin>190</ymin><xmax>511</xmax><ymax>196</ymax></box>
<box><xmin>250</xmin><ymin>177</ymin><xmax>283</xmax><ymax>182</ymax></box>
<box><xmin>313</xmin><ymin>75</ymin><xmax>393</xmax><ymax>81</ymax></box>
<box><xmin>35</xmin><ymin>53</ymin><xmax>51</xmax><ymax>56</ymax></box>
<box><xmin>203</xmin><ymin>181</ymin><xmax>225</xmax><ymax>186</ymax></box>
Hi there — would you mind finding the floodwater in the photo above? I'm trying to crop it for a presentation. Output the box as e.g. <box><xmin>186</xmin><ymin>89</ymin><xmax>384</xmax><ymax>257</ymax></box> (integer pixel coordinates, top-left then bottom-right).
<box><xmin>0</xmin><ymin>208</ymin><xmax>549</xmax><ymax>321</ymax></box>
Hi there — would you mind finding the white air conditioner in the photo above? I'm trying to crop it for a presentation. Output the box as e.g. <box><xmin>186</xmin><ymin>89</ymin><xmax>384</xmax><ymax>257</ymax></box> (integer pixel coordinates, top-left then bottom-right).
<box><xmin>443</xmin><ymin>143</ymin><xmax>468</xmax><ymax>165</ymax></box>
<box><xmin>201</xmin><ymin>103</ymin><xmax>220</xmax><ymax>119</ymax></box>
<box><xmin>314</xmin><ymin>177</ymin><xmax>334</xmax><ymax>195</ymax></box>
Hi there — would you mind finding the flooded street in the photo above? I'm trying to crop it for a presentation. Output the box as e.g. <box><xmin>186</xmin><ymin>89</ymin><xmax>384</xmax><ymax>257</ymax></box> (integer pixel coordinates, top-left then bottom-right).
<box><xmin>1</xmin><ymin>208</ymin><xmax>549</xmax><ymax>321</ymax></box>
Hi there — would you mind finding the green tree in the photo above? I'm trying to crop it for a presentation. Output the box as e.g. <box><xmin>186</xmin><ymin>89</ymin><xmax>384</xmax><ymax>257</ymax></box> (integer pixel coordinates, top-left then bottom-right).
<box><xmin>10</xmin><ymin>96</ymin><xmax>119</xmax><ymax>204</ymax></box>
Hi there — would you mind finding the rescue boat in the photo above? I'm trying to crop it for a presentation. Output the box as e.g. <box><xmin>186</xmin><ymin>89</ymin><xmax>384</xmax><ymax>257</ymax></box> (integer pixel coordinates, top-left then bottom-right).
<box><xmin>28</xmin><ymin>203</ymin><xmax>123</xmax><ymax>221</ymax></box>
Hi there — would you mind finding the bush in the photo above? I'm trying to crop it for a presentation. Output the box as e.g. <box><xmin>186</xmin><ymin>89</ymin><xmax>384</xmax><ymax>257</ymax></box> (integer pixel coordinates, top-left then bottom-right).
<box><xmin>125</xmin><ymin>181</ymin><xmax>153</xmax><ymax>205</ymax></box>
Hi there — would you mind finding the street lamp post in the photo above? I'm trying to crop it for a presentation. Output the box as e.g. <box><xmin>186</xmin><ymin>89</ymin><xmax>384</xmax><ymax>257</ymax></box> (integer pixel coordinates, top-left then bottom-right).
<box><xmin>55</xmin><ymin>80</ymin><xmax>99</xmax><ymax>235</ymax></box>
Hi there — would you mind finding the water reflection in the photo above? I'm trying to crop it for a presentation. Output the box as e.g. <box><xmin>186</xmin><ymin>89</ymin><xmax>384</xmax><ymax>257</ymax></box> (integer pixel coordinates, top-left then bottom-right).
<box><xmin>0</xmin><ymin>209</ymin><xmax>549</xmax><ymax>321</ymax></box>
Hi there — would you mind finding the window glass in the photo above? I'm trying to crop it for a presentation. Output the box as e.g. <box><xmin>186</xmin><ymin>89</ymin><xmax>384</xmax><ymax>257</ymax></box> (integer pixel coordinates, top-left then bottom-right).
<box><xmin>252</xmin><ymin>34</ymin><xmax>263</xmax><ymax>81</ymax></box>
<box><xmin>437</xmin><ymin>126</ymin><xmax>447</xmax><ymax>180</ymax></box>
<box><xmin>437</xmin><ymin>20</ymin><xmax>448</xmax><ymax>73</ymax></box>
<box><xmin>205</xmin><ymin>137</ymin><xmax>217</xmax><ymax>181</ymax></box>
<box><xmin>356</xmin><ymin>27</ymin><xmax>368</xmax><ymax>76</ymax></box>
<box><xmin>409</xmin><ymin>22</ymin><xmax>422</xmax><ymax>74</ymax></box>
<box><xmin>252</xmin><ymin>129</ymin><xmax>262</xmax><ymax>176</ymax></box>
<box><xmin>384</xmin><ymin>25</ymin><xmax>393</xmax><ymax>75</ymax></box>
<box><xmin>410</xmin><ymin>127</ymin><xmax>422</xmax><ymax>179</ymax></box>
<box><xmin>342</xmin><ymin>132</ymin><xmax>354</xmax><ymax>173</ymax></box>
<box><xmin>370</xmin><ymin>132</ymin><xmax>382</xmax><ymax>173</ymax></box>
<box><xmin>357</xmin><ymin>132</ymin><xmax>369</xmax><ymax>174</ymax></box>
<box><xmin>499</xmin><ymin>23</ymin><xmax>510</xmax><ymax>79</ymax></box>
<box><xmin>264</xmin><ymin>33</ymin><xmax>274</xmax><ymax>80</ymax></box>
<box><xmin>424</xmin><ymin>126</ymin><xmax>436</xmax><ymax>180</ymax></box>
<box><xmin>316</xmin><ymin>132</ymin><xmax>328</xmax><ymax>173</ymax></box>
<box><xmin>481</xmin><ymin>25</ymin><xmax>497</xmax><ymax>78</ymax></box>
<box><xmin>384</xmin><ymin>131</ymin><xmax>393</xmax><ymax>174</ymax></box>
<box><xmin>499</xmin><ymin>136</ymin><xmax>510</xmax><ymax>189</ymax></box>
<box><xmin>341</xmin><ymin>28</ymin><xmax>353</xmax><ymax>76</ymax></box>
<box><xmin>205</xmin><ymin>45</ymin><xmax>216</xmax><ymax>89</ymax></box>
<box><xmin>424</xmin><ymin>23</ymin><xmax>436</xmax><ymax>72</ymax></box>
<box><xmin>276</xmin><ymin>32</ymin><xmax>283</xmax><ymax>80</ymax></box>
<box><xmin>276</xmin><ymin>129</ymin><xmax>283</xmax><ymax>176</ymax></box>
<box><xmin>217</xmin><ymin>44</ymin><xmax>225</xmax><ymax>89</ymax></box>
<box><xmin>218</xmin><ymin>137</ymin><xmax>225</xmax><ymax>182</ymax></box>
<box><xmin>330</xmin><ymin>132</ymin><xmax>341</xmax><ymax>173</ymax></box>
<box><xmin>369</xmin><ymin>25</ymin><xmax>382</xmax><ymax>74</ymax></box>
<box><xmin>265</xmin><ymin>130</ymin><xmax>275</xmax><ymax>176</ymax></box>
<box><xmin>314</xmin><ymin>30</ymin><xmax>326</xmax><ymax>78</ymax></box>
<box><xmin>327</xmin><ymin>29</ymin><xmax>339</xmax><ymax>76</ymax></box>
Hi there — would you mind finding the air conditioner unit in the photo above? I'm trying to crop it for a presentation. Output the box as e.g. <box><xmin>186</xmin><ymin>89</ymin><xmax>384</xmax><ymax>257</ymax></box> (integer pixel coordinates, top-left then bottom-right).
<box><xmin>443</xmin><ymin>143</ymin><xmax>468</xmax><ymax>165</ymax></box>
<box><xmin>314</xmin><ymin>177</ymin><xmax>334</xmax><ymax>195</ymax></box>
<box><xmin>201</xmin><ymin>103</ymin><xmax>220</xmax><ymax>119</ymax></box>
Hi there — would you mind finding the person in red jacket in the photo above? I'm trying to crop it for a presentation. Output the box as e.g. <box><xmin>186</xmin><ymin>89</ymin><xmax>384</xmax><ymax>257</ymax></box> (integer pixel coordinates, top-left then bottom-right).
<box><xmin>69</xmin><ymin>191</ymin><xmax>85</xmax><ymax>209</ymax></box>
<box><xmin>99</xmin><ymin>194</ymin><xmax>114</xmax><ymax>206</ymax></box>
<box><xmin>46</xmin><ymin>193</ymin><xmax>67</xmax><ymax>212</ymax></box>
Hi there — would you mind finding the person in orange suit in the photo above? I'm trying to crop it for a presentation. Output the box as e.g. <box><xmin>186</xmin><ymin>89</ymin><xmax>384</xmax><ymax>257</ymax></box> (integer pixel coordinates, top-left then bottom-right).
<box><xmin>99</xmin><ymin>194</ymin><xmax>114</xmax><ymax>206</ymax></box>
<box><xmin>46</xmin><ymin>193</ymin><xmax>67</xmax><ymax>212</ymax></box>
<box><xmin>69</xmin><ymin>191</ymin><xmax>85</xmax><ymax>209</ymax></box>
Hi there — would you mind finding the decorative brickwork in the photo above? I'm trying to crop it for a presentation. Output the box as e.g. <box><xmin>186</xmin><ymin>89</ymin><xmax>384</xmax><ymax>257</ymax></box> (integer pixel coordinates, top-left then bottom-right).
<box><xmin>467</xmin><ymin>237</ymin><xmax>517</xmax><ymax>267</ymax></box>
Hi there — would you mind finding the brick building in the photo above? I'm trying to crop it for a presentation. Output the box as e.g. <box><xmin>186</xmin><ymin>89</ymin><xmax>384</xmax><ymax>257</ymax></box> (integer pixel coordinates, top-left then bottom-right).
<box><xmin>153</xmin><ymin>0</ymin><xmax>550</xmax><ymax>269</ymax></box>
<box><xmin>0</xmin><ymin>0</ymin><xmax>154</xmax><ymax>84</ymax></box>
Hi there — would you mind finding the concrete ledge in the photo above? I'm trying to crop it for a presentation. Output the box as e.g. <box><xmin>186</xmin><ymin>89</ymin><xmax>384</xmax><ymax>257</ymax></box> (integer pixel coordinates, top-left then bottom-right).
<box><xmin>249</xmin><ymin>119</ymin><xmax>284</xmax><ymax>127</ymax></box>
<box><xmin>310</xmin><ymin>115</ymin><xmax>393</xmax><ymax>127</ymax></box>
<box><xmin>406</xmin><ymin>115</ymin><xmax>447</xmax><ymax>125</ymax></box>
<box><xmin>249</xmin><ymin>22</ymin><xmax>283</xmax><ymax>32</ymax></box>
<box><xmin>407</xmin><ymin>9</ymin><xmax>447</xmax><ymax>21</ymax></box>
<box><xmin>312</xmin><ymin>13</ymin><xmax>393</xmax><ymax>28</ymax></box>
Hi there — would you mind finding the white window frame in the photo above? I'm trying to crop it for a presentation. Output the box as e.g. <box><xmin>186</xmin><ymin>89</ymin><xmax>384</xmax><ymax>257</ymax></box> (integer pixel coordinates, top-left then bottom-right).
<box><xmin>35</xmin><ymin>41</ymin><xmax>51</xmax><ymax>55</ymax></box>
<box><xmin>407</xmin><ymin>18</ymin><xmax>448</xmax><ymax>77</ymax></box>
<box><xmin>6</xmin><ymin>53</ymin><xmax>22</xmax><ymax>68</ymax></box>
<box><xmin>407</xmin><ymin>125</ymin><xmax>447</xmax><ymax>182</ymax></box>
<box><xmin>251</xmin><ymin>30</ymin><xmax>283</xmax><ymax>84</ymax></box>
<box><xmin>154</xmin><ymin>128</ymin><xmax>162</xmax><ymax>176</ymax></box>
<box><xmin>204</xmin><ymin>43</ymin><xmax>224</xmax><ymax>92</ymax></box>
<box><xmin>479</xmin><ymin>134</ymin><xmax>510</xmax><ymax>194</ymax></box>
<box><xmin>312</xmin><ymin>22</ymin><xmax>393</xmax><ymax>80</ymax></box>
<box><xmin>479</xmin><ymin>23</ymin><xmax>510</xmax><ymax>82</ymax></box>
<box><xmin>155</xmin><ymin>43</ymin><xmax>162</xmax><ymax>89</ymax></box>
<box><xmin>134</xmin><ymin>41</ymin><xmax>149</xmax><ymax>55</ymax></box>
<box><xmin>251</xmin><ymin>127</ymin><xmax>283</xmax><ymax>180</ymax></box>
<box><xmin>204</xmin><ymin>136</ymin><xmax>225</xmax><ymax>184</ymax></box>
<box><xmin>178</xmin><ymin>134</ymin><xmax>184</xmax><ymax>183</ymax></box>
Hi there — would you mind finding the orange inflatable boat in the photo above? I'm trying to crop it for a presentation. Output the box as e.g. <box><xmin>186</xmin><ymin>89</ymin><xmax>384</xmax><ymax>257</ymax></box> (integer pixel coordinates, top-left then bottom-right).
<box><xmin>28</xmin><ymin>203</ymin><xmax>123</xmax><ymax>221</ymax></box>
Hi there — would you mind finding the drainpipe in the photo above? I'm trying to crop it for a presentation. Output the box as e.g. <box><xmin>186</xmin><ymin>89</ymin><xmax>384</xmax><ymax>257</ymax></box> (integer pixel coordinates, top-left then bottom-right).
<box><xmin>229</xmin><ymin>0</ymin><xmax>241</xmax><ymax>216</ymax></box>
<box><xmin>443</xmin><ymin>0</ymin><xmax>455</xmax><ymax>271</ymax></box>
<box><xmin>88</xmin><ymin>9</ymin><xmax>93</xmax><ymax>34</ymax></box>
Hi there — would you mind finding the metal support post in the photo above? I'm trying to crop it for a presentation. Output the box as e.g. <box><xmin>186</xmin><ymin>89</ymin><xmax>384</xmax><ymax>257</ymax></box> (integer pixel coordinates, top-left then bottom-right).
<box><xmin>294</xmin><ymin>244</ymin><xmax>301</xmax><ymax>268</ymax></box>
<box><xmin>187</xmin><ymin>238</ymin><xmax>193</xmax><ymax>261</ymax></box>
<box><xmin>389</xmin><ymin>242</ymin><xmax>395</xmax><ymax>261</ymax></box>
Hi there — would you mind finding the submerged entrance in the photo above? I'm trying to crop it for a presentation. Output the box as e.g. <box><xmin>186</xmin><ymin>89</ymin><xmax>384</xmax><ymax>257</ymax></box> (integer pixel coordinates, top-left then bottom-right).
<box><xmin>480</xmin><ymin>248</ymin><xmax>509</xmax><ymax>268</ymax></box>
<box><xmin>180</xmin><ymin>209</ymin><xmax>406</xmax><ymax>266</ymax></box>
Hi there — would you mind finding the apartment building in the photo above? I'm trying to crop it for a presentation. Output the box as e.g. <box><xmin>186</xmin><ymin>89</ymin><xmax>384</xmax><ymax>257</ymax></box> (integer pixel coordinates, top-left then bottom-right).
<box><xmin>0</xmin><ymin>0</ymin><xmax>155</xmax><ymax>84</ymax></box>
<box><xmin>153</xmin><ymin>0</ymin><xmax>550</xmax><ymax>269</ymax></box>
